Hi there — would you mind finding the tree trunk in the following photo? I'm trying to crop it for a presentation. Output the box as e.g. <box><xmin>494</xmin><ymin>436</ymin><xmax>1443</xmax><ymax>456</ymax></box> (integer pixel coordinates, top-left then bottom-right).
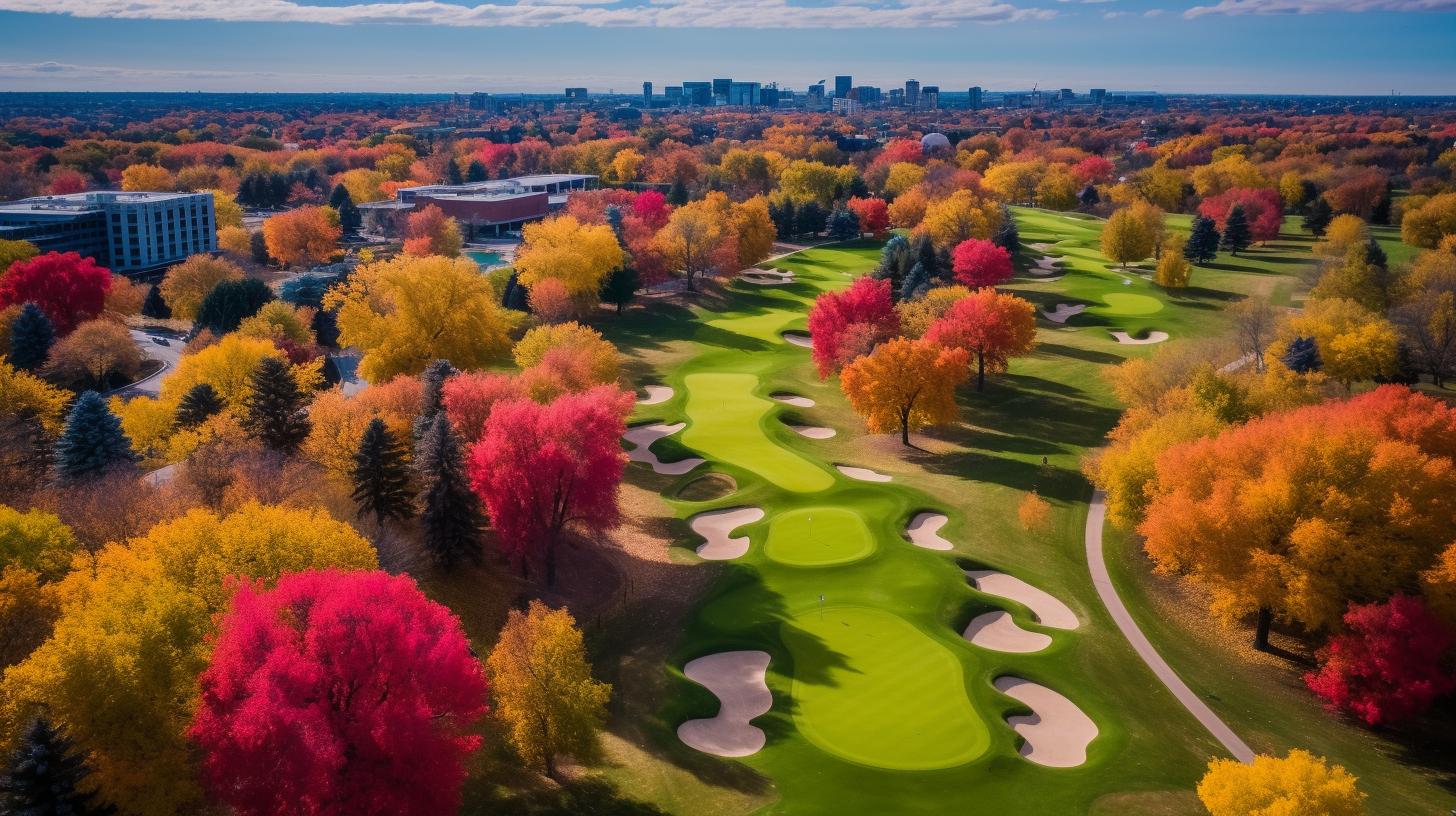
<box><xmin>1253</xmin><ymin>606</ymin><xmax>1273</xmax><ymax>651</ymax></box>
<box><xmin>545</xmin><ymin>538</ymin><xmax>557</xmax><ymax>588</ymax></box>
<box><xmin>900</xmin><ymin>406</ymin><xmax>911</xmax><ymax>446</ymax></box>
<box><xmin>976</xmin><ymin>352</ymin><xmax>986</xmax><ymax>392</ymax></box>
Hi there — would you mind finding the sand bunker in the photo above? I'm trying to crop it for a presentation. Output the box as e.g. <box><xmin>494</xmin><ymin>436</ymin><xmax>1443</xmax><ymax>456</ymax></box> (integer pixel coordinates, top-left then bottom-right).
<box><xmin>837</xmin><ymin>464</ymin><xmax>892</xmax><ymax>483</ymax></box>
<box><xmin>1029</xmin><ymin>254</ymin><xmax>1063</xmax><ymax>277</ymax></box>
<box><xmin>963</xmin><ymin>612</ymin><xmax>1052</xmax><ymax>653</ymax></box>
<box><xmin>637</xmin><ymin>385</ymin><xmax>674</xmax><ymax>405</ymax></box>
<box><xmin>782</xmin><ymin>331</ymin><xmax>813</xmax><ymax>348</ymax></box>
<box><xmin>993</xmin><ymin>677</ymin><xmax>1098</xmax><ymax>768</ymax></box>
<box><xmin>689</xmin><ymin>506</ymin><xmax>765</xmax><ymax>560</ymax></box>
<box><xmin>789</xmin><ymin>424</ymin><xmax>836</xmax><ymax>439</ymax></box>
<box><xmin>1110</xmin><ymin>330</ymin><xmax>1169</xmax><ymax>345</ymax></box>
<box><xmin>741</xmin><ymin>268</ymin><xmax>796</xmax><ymax>286</ymax></box>
<box><xmin>678</xmin><ymin>651</ymin><xmax>773</xmax><ymax>757</ymax></box>
<box><xmin>623</xmin><ymin>423</ymin><xmax>706</xmax><ymax>475</ymax></box>
<box><xmin>905</xmin><ymin>512</ymin><xmax>953</xmax><ymax>551</ymax></box>
<box><xmin>772</xmin><ymin>393</ymin><xmax>816</xmax><ymax>408</ymax></box>
<box><xmin>1041</xmin><ymin>303</ymin><xmax>1086</xmax><ymax>324</ymax></box>
<box><xmin>965</xmin><ymin>570</ymin><xmax>1078</xmax><ymax>630</ymax></box>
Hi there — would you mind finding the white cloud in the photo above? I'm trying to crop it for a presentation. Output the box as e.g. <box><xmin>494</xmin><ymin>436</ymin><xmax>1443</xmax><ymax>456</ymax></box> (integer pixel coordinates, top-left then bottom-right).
<box><xmin>1102</xmin><ymin>8</ymin><xmax>1128</xmax><ymax>15</ymax></box>
<box><xmin>1185</xmin><ymin>0</ymin><xmax>1456</xmax><ymax>18</ymax></box>
<box><xmin>0</xmin><ymin>0</ymin><xmax>1057</xmax><ymax>28</ymax></box>
<box><xmin>1143</xmin><ymin>7</ymin><xmax>1165</xmax><ymax>14</ymax></box>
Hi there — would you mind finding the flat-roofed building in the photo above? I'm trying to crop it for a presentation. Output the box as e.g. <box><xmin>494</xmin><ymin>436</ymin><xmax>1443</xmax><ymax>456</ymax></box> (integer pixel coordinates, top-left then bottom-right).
<box><xmin>359</xmin><ymin>174</ymin><xmax>597</xmax><ymax>238</ymax></box>
<box><xmin>0</xmin><ymin>190</ymin><xmax>215</xmax><ymax>276</ymax></box>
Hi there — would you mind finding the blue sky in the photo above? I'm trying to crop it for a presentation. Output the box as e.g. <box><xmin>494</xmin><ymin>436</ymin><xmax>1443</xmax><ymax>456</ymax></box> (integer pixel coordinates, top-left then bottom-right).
<box><xmin>0</xmin><ymin>1</ymin><xmax>1452</xmax><ymax>95</ymax></box>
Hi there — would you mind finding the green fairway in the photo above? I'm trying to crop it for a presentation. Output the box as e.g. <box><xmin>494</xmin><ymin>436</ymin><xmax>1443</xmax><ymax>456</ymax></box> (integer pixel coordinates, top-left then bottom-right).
<box><xmin>681</xmin><ymin>372</ymin><xmax>835</xmax><ymax>493</ymax></box>
<box><xmin>763</xmin><ymin>507</ymin><xmax>875</xmax><ymax>566</ymax></box>
<box><xmin>1095</xmin><ymin>292</ymin><xmax>1164</xmax><ymax>316</ymax></box>
<box><xmin>784</xmin><ymin>605</ymin><xmax>990</xmax><ymax>770</ymax></box>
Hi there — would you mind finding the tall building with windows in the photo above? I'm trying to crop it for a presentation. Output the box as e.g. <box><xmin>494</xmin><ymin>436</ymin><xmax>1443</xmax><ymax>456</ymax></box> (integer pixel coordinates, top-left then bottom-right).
<box><xmin>712</xmin><ymin>78</ymin><xmax>732</xmax><ymax>103</ymax></box>
<box><xmin>728</xmin><ymin>81</ymin><xmax>761</xmax><ymax>106</ymax></box>
<box><xmin>834</xmin><ymin>75</ymin><xmax>853</xmax><ymax>98</ymax></box>
<box><xmin>1090</xmin><ymin>88</ymin><xmax>1107</xmax><ymax>104</ymax></box>
<box><xmin>0</xmin><ymin>191</ymin><xmax>215</xmax><ymax>276</ymax></box>
<box><xmin>682</xmin><ymin>81</ymin><xmax>712</xmax><ymax>106</ymax></box>
<box><xmin>665</xmin><ymin>86</ymin><xmax>683</xmax><ymax>104</ymax></box>
<box><xmin>905</xmin><ymin>79</ymin><xmax>920</xmax><ymax>108</ymax></box>
<box><xmin>922</xmin><ymin>85</ymin><xmax>940</xmax><ymax>109</ymax></box>
<box><xmin>564</xmin><ymin>87</ymin><xmax>588</xmax><ymax>99</ymax></box>
<box><xmin>968</xmin><ymin>86</ymin><xmax>983</xmax><ymax>110</ymax></box>
<box><xmin>642</xmin><ymin>82</ymin><xmax>652</xmax><ymax>102</ymax></box>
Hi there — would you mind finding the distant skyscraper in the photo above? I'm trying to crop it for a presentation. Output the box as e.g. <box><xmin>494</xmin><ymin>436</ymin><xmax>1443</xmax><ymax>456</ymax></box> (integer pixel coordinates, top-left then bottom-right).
<box><xmin>728</xmin><ymin>81</ymin><xmax>761</xmax><ymax>106</ymax></box>
<box><xmin>665</xmin><ymin>86</ymin><xmax>683</xmax><ymax>104</ymax></box>
<box><xmin>968</xmin><ymin>86</ymin><xmax>983</xmax><ymax>110</ymax></box>
<box><xmin>643</xmin><ymin>81</ymin><xmax>652</xmax><ymax>101</ymax></box>
<box><xmin>564</xmin><ymin>87</ymin><xmax>588</xmax><ymax>100</ymax></box>
<box><xmin>1090</xmin><ymin>88</ymin><xmax>1107</xmax><ymax>104</ymax></box>
<box><xmin>1059</xmin><ymin>88</ymin><xmax>1074</xmax><ymax>102</ymax></box>
<box><xmin>835</xmin><ymin>75</ymin><xmax>853</xmax><ymax>99</ymax></box>
<box><xmin>712</xmin><ymin>78</ymin><xmax>732</xmax><ymax>101</ymax></box>
<box><xmin>682</xmin><ymin>81</ymin><xmax>712</xmax><ymax>106</ymax></box>
<box><xmin>905</xmin><ymin>79</ymin><xmax>920</xmax><ymax>108</ymax></box>
<box><xmin>806</xmin><ymin>82</ymin><xmax>826</xmax><ymax>109</ymax></box>
<box><xmin>922</xmin><ymin>85</ymin><xmax>940</xmax><ymax>109</ymax></box>
<box><xmin>855</xmin><ymin>86</ymin><xmax>882</xmax><ymax>104</ymax></box>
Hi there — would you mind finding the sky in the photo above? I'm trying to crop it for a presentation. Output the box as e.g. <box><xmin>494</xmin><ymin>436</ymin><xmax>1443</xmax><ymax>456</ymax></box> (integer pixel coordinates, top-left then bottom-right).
<box><xmin>0</xmin><ymin>0</ymin><xmax>1453</xmax><ymax>95</ymax></box>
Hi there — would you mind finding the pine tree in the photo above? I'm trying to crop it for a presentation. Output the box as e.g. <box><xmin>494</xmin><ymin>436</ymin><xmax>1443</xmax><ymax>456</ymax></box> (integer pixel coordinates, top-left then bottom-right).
<box><xmin>413</xmin><ymin>359</ymin><xmax>458</xmax><ymax>442</ymax></box>
<box><xmin>321</xmin><ymin>354</ymin><xmax>342</xmax><ymax>386</ymax></box>
<box><xmin>195</xmin><ymin>278</ymin><xmax>274</xmax><ymax>335</ymax></box>
<box><xmin>7</xmin><ymin>304</ymin><xmax>53</xmax><ymax>372</ymax></box>
<box><xmin>501</xmin><ymin>272</ymin><xmax>529</xmax><ymax>312</ymax></box>
<box><xmin>796</xmin><ymin>202</ymin><xmax>826</xmax><ymax>238</ymax></box>
<box><xmin>351</xmin><ymin>418</ymin><xmax>415</xmax><ymax>530</ymax></box>
<box><xmin>992</xmin><ymin>205</ymin><xmax>1021</xmax><ymax>255</ymax></box>
<box><xmin>826</xmin><ymin>208</ymin><xmax>860</xmax><ymax>240</ymax></box>
<box><xmin>0</xmin><ymin>718</ymin><xmax>115</xmax><ymax>816</ymax></box>
<box><xmin>1303</xmin><ymin>197</ymin><xmax>1333</xmax><ymax>236</ymax></box>
<box><xmin>141</xmin><ymin>284</ymin><xmax>171</xmax><ymax>320</ymax></box>
<box><xmin>666</xmin><ymin>179</ymin><xmax>689</xmax><ymax>206</ymax></box>
<box><xmin>1185</xmin><ymin>215</ymin><xmax>1221</xmax><ymax>264</ymax></box>
<box><xmin>1078</xmin><ymin>185</ymin><xmax>1100</xmax><ymax>209</ymax></box>
<box><xmin>901</xmin><ymin>260</ymin><xmax>929</xmax><ymax>302</ymax></box>
<box><xmin>770</xmin><ymin>198</ymin><xmax>796</xmax><ymax>238</ymax></box>
<box><xmin>54</xmin><ymin>391</ymin><xmax>136</xmax><ymax>484</ymax></box>
<box><xmin>1282</xmin><ymin>336</ymin><xmax>1322</xmax><ymax>374</ymax></box>
<box><xmin>1220</xmin><ymin>205</ymin><xmax>1252</xmax><ymax>256</ymax></box>
<box><xmin>1364</xmin><ymin>237</ymin><xmax>1388</xmax><ymax>270</ymax></box>
<box><xmin>912</xmin><ymin>234</ymin><xmax>939</xmax><ymax>280</ymax></box>
<box><xmin>600</xmin><ymin>266</ymin><xmax>641</xmax><ymax>314</ymax></box>
<box><xmin>242</xmin><ymin>357</ymin><xmax>310</xmax><ymax>453</ymax></box>
<box><xmin>1372</xmin><ymin>183</ymin><xmax>1393</xmax><ymax>225</ymax></box>
<box><xmin>329</xmin><ymin>184</ymin><xmax>361</xmax><ymax>234</ymax></box>
<box><xmin>603</xmin><ymin>205</ymin><xmax>624</xmax><ymax>243</ymax></box>
<box><xmin>466</xmin><ymin>160</ymin><xmax>488</xmax><ymax>183</ymax></box>
<box><xmin>873</xmin><ymin>235</ymin><xmax>911</xmax><ymax>299</ymax></box>
<box><xmin>446</xmin><ymin>158</ymin><xmax>464</xmax><ymax>186</ymax></box>
<box><xmin>416</xmin><ymin>415</ymin><xmax>484</xmax><ymax>570</ymax></box>
<box><xmin>175</xmin><ymin>382</ymin><xmax>223</xmax><ymax>428</ymax></box>
<box><xmin>249</xmin><ymin>229</ymin><xmax>270</xmax><ymax>265</ymax></box>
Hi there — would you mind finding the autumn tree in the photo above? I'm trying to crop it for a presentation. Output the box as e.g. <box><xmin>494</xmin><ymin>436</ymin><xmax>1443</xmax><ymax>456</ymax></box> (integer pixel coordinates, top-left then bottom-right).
<box><xmin>514</xmin><ymin>215</ymin><xmax>624</xmax><ymax>305</ymax></box>
<box><xmin>951</xmin><ymin>238</ymin><xmax>1014</xmax><ymax>288</ymax></box>
<box><xmin>402</xmin><ymin>203</ymin><xmax>464</xmax><ymax>258</ymax></box>
<box><xmin>0</xmin><ymin>252</ymin><xmax>111</xmax><ymax>336</ymax></box>
<box><xmin>325</xmin><ymin>254</ymin><xmax>514</xmax><ymax>382</ymax></box>
<box><xmin>1198</xmin><ymin>187</ymin><xmax>1283</xmax><ymax>244</ymax></box>
<box><xmin>486</xmin><ymin>601</ymin><xmax>611</xmax><ymax>779</ymax></box>
<box><xmin>0</xmin><ymin>717</ymin><xmax>115</xmax><ymax>816</ymax></box>
<box><xmin>467</xmin><ymin>386</ymin><xmax>632</xmax><ymax>586</ymax></box>
<box><xmin>840</xmin><ymin>337</ymin><xmax>969</xmax><ymax>445</ymax></box>
<box><xmin>919</xmin><ymin>190</ymin><xmax>1002</xmax><ymax>249</ymax></box>
<box><xmin>262</xmin><ymin>206</ymin><xmax>341</xmax><ymax>268</ymax></box>
<box><xmin>653</xmin><ymin>197</ymin><xmax>731</xmax><ymax>290</ymax></box>
<box><xmin>1154</xmin><ymin>236</ymin><xmax>1193</xmax><ymax>289</ymax></box>
<box><xmin>1401</xmin><ymin>192</ymin><xmax>1456</xmax><ymax>248</ymax></box>
<box><xmin>160</xmin><ymin>255</ymin><xmax>244</xmax><ymax>321</ymax></box>
<box><xmin>1100</xmin><ymin>206</ymin><xmax>1156</xmax><ymax>267</ymax></box>
<box><xmin>513</xmin><ymin>322</ymin><xmax>620</xmax><ymax>387</ymax></box>
<box><xmin>806</xmin><ymin>277</ymin><xmax>900</xmax><ymax>377</ymax></box>
<box><xmin>925</xmin><ymin>288</ymin><xmax>1037</xmax><ymax>391</ymax></box>
<box><xmin>42</xmin><ymin>320</ymin><xmax>141</xmax><ymax>391</ymax></box>
<box><xmin>120</xmin><ymin>164</ymin><xmax>172</xmax><ymax>192</ymax></box>
<box><xmin>847</xmin><ymin>197</ymin><xmax>890</xmax><ymax>235</ymax></box>
<box><xmin>1270</xmin><ymin>298</ymin><xmax>1397</xmax><ymax>388</ymax></box>
<box><xmin>191</xmin><ymin>569</ymin><xmax>485</xmax><ymax>816</ymax></box>
<box><xmin>1197</xmin><ymin>751</ymin><xmax>1365</xmax><ymax>816</ymax></box>
<box><xmin>1391</xmin><ymin>249</ymin><xmax>1456</xmax><ymax>386</ymax></box>
<box><xmin>1304</xmin><ymin>594</ymin><xmax>1456</xmax><ymax>726</ymax></box>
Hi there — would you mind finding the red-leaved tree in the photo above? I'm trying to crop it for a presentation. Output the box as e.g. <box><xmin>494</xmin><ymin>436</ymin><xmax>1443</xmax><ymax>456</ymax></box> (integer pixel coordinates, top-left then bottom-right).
<box><xmin>467</xmin><ymin>385</ymin><xmax>633</xmax><ymax>586</ymax></box>
<box><xmin>190</xmin><ymin>569</ymin><xmax>488</xmax><ymax>816</ymax></box>
<box><xmin>806</xmin><ymin>276</ymin><xmax>900</xmax><ymax>377</ymax></box>
<box><xmin>1073</xmin><ymin>156</ymin><xmax>1115</xmax><ymax>186</ymax></box>
<box><xmin>1304</xmin><ymin>594</ymin><xmax>1456</xmax><ymax>726</ymax></box>
<box><xmin>0</xmin><ymin>251</ymin><xmax>112</xmax><ymax>335</ymax></box>
<box><xmin>847</xmin><ymin>197</ymin><xmax>890</xmax><ymax>235</ymax></box>
<box><xmin>951</xmin><ymin>238</ymin><xmax>1014</xmax><ymax>288</ymax></box>
<box><xmin>443</xmin><ymin>370</ymin><xmax>525</xmax><ymax>444</ymax></box>
<box><xmin>1198</xmin><ymin>187</ymin><xmax>1284</xmax><ymax>244</ymax></box>
<box><xmin>925</xmin><ymin>288</ymin><xmax>1037</xmax><ymax>391</ymax></box>
<box><xmin>631</xmin><ymin>189</ymin><xmax>672</xmax><ymax>230</ymax></box>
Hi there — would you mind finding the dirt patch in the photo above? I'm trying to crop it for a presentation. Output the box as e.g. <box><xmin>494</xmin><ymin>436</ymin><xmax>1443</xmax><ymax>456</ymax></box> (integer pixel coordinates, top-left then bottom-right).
<box><xmin>676</xmin><ymin>473</ymin><xmax>739</xmax><ymax>501</ymax></box>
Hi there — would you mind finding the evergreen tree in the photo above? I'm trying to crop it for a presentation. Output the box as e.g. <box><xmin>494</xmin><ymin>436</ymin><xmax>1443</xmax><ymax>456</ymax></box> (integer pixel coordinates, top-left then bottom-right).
<box><xmin>1184</xmin><ymin>215</ymin><xmax>1221</xmax><ymax>264</ymax></box>
<box><xmin>1078</xmin><ymin>185</ymin><xmax>1100</xmax><ymax>209</ymax></box>
<box><xmin>329</xmin><ymin>184</ymin><xmax>361</xmax><ymax>234</ymax></box>
<box><xmin>175</xmin><ymin>383</ymin><xmax>223</xmax><ymax>428</ymax></box>
<box><xmin>873</xmin><ymin>235</ymin><xmax>911</xmax><ymax>299</ymax></box>
<box><xmin>321</xmin><ymin>354</ymin><xmax>342</xmax><ymax>386</ymax></box>
<box><xmin>912</xmin><ymin>234</ymin><xmax>939</xmax><ymax>280</ymax></box>
<box><xmin>195</xmin><ymin>278</ymin><xmax>274</xmax><ymax>335</ymax></box>
<box><xmin>826</xmin><ymin>207</ymin><xmax>860</xmax><ymax>240</ymax></box>
<box><xmin>992</xmin><ymin>205</ymin><xmax>1021</xmax><ymax>255</ymax></box>
<box><xmin>413</xmin><ymin>359</ymin><xmax>458</xmax><ymax>442</ymax></box>
<box><xmin>1364</xmin><ymin>237</ymin><xmax>1388</xmax><ymax>270</ymax></box>
<box><xmin>445</xmin><ymin>158</ymin><xmax>464</xmax><ymax>186</ymax></box>
<box><xmin>846</xmin><ymin>175</ymin><xmax>870</xmax><ymax>200</ymax></box>
<box><xmin>1220</xmin><ymin>205</ymin><xmax>1252</xmax><ymax>256</ymax></box>
<box><xmin>501</xmin><ymin>272</ymin><xmax>529</xmax><ymax>312</ymax></box>
<box><xmin>1372</xmin><ymin>183</ymin><xmax>1393</xmax><ymax>225</ymax></box>
<box><xmin>351</xmin><ymin>418</ymin><xmax>415</xmax><ymax>530</ymax></box>
<box><xmin>141</xmin><ymin>284</ymin><xmax>171</xmax><ymax>320</ymax></box>
<box><xmin>0</xmin><ymin>717</ymin><xmax>115</xmax><ymax>816</ymax></box>
<box><xmin>1302</xmin><ymin>197</ymin><xmax>1333</xmax><ymax>236</ymax></box>
<box><xmin>312</xmin><ymin>308</ymin><xmax>340</xmax><ymax>348</ymax></box>
<box><xmin>769</xmin><ymin>198</ymin><xmax>796</xmax><ymax>238</ymax></box>
<box><xmin>416</xmin><ymin>415</ymin><xmax>484</xmax><ymax>570</ymax></box>
<box><xmin>54</xmin><ymin>392</ymin><xmax>136</xmax><ymax>484</ymax></box>
<box><xmin>901</xmin><ymin>261</ymin><xmax>930</xmax><ymax>302</ymax></box>
<box><xmin>7</xmin><ymin>304</ymin><xmax>53</xmax><ymax>372</ymax></box>
<box><xmin>666</xmin><ymin>179</ymin><xmax>689</xmax><ymax>206</ymax></box>
<box><xmin>796</xmin><ymin>202</ymin><xmax>826</xmax><ymax>238</ymax></box>
<box><xmin>1282</xmin><ymin>336</ymin><xmax>1322</xmax><ymax>374</ymax></box>
<box><xmin>466</xmin><ymin>160</ymin><xmax>488</xmax><ymax>183</ymax></box>
<box><xmin>600</xmin><ymin>266</ymin><xmax>641</xmax><ymax>314</ymax></box>
<box><xmin>603</xmin><ymin>205</ymin><xmax>624</xmax><ymax>243</ymax></box>
<box><xmin>242</xmin><ymin>357</ymin><xmax>310</xmax><ymax>453</ymax></box>
<box><xmin>249</xmin><ymin>229</ymin><xmax>270</xmax><ymax>265</ymax></box>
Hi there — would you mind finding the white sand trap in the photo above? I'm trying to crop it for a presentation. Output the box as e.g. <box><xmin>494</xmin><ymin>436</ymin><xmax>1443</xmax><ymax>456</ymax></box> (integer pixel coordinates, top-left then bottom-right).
<box><xmin>637</xmin><ymin>385</ymin><xmax>674</xmax><ymax>405</ymax></box>
<box><xmin>1029</xmin><ymin>254</ymin><xmax>1064</xmax><ymax>277</ymax></box>
<box><xmin>678</xmin><ymin>651</ymin><xmax>773</xmax><ymax>757</ymax></box>
<box><xmin>789</xmin><ymin>424</ymin><xmax>836</xmax><ymax>439</ymax></box>
<box><xmin>782</xmin><ymin>332</ymin><xmax>813</xmax><ymax>348</ymax></box>
<box><xmin>1041</xmin><ymin>303</ymin><xmax>1086</xmax><ymax>324</ymax></box>
<box><xmin>689</xmin><ymin>507</ymin><xmax>765</xmax><ymax>560</ymax></box>
<box><xmin>965</xmin><ymin>570</ymin><xmax>1079</xmax><ymax>630</ymax></box>
<box><xmin>772</xmin><ymin>393</ymin><xmax>816</xmax><ymax>408</ymax></box>
<box><xmin>963</xmin><ymin>611</ymin><xmax>1052</xmax><ymax>653</ymax></box>
<box><xmin>1110</xmin><ymin>330</ymin><xmax>1169</xmax><ymax>345</ymax></box>
<box><xmin>905</xmin><ymin>512</ymin><xmax>953</xmax><ymax>551</ymax></box>
<box><xmin>837</xmin><ymin>464</ymin><xmax>892</xmax><ymax>483</ymax></box>
<box><xmin>623</xmin><ymin>423</ymin><xmax>706</xmax><ymax>475</ymax></box>
<box><xmin>993</xmin><ymin>677</ymin><xmax>1098</xmax><ymax>768</ymax></box>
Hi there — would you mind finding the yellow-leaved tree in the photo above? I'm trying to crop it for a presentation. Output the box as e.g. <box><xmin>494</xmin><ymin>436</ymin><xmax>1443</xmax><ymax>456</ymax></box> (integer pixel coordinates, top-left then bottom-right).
<box><xmin>0</xmin><ymin>503</ymin><xmax>378</xmax><ymax>816</ymax></box>
<box><xmin>918</xmin><ymin>190</ymin><xmax>1002</xmax><ymax>249</ymax></box>
<box><xmin>0</xmin><ymin>507</ymin><xmax>80</xmax><ymax>668</ymax></box>
<box><xmin>512</xmin><ymin>321</ymin><xmax>621</xmax><ymax>385</ymax></box>
<box><xmin>120</xmin><ymin>164</ymin><xmax>173</xmax><ymax>192</ymax></box>
<box><xmin>160</xmin><ymin>255</ymin><xmax>245</xmax><ymax>321</ymax></box>
<box><xmin>325</xmin><ymin>254</ymin><xmax>516</xmax><ymax>382</ymax></box>
<box><xmin>1268</xmin><ymin>297</ymin><xmax>1397</xmax><ymax>389</ymax></box>
<box><xmin>840</xmin><ymin>337</ymin><xmax>969</xmax><ymax>446</ymax></box>
<box><xmin>1101</xmin><ymin>203</ymin><xmax>1158</xmax><ymax>268</ymax></box>
<box><xmin>1197</xmin><ymin>751</ymin><xmax>1365</xmax><ymax>816</ymax></box>
<box><xmin>486</xmin><ymin>600</ymin><xmax>612</xmax><ymax>780</ymax></box>
<box><xmin>513</xmin><ymin>215</ymin><xmax>624</xmax><ymax>306</ymax></box>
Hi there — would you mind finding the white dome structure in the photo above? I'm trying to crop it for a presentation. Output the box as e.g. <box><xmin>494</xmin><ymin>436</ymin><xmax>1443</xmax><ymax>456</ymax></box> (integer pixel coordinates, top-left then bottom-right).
<box><xmin>920</xmin><ymin>132</ymin><xmax>951</xmax><ymax>152</ymax></box>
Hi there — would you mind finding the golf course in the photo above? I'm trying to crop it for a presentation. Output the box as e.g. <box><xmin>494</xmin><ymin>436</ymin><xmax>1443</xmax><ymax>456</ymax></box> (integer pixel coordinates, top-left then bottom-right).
<box><xmin>599</xmin><ymin>209</ymin><xmax>1454</xmax><ymax>815</ymax></box>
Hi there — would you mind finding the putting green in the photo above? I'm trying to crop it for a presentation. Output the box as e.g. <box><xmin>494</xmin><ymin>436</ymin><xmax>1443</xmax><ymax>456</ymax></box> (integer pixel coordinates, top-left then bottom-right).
<box><xmin>682</xmin><ymin>372</ymin><xmax>835</xmax><ymax>493</ymax></box>
<box><xmin>764</xmin><ymin>507</ymin><xmax>875</xmax><ymax>567</ymax></box>
<box><xmin>1097</xmin><ymin>292</ymin><xmax>1163</xmax><ymax>315</ymax></box>
<box><xmin>783</xmin><ymin>606</ymin><xmax>990</xmax><ymax>770</ymax></box>
<box><xmin>707</xmin><ymin>311</ymin><xmax>802</xmax><ymax>344</ymax></box>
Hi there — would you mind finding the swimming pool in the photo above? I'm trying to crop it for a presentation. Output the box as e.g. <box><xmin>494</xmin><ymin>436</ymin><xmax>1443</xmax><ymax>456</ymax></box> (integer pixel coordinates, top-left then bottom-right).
<box><xmin>466</xmin><ymin>250</ymin><xmax>503</xmax><ymax>269</ymax></box>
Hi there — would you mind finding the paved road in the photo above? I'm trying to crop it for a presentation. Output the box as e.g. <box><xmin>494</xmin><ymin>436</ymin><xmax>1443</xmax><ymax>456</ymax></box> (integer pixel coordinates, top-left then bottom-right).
<box><xmin>1084</xmin><ymin>489</ymin><xmax>1256</xmax><ymax>763</ymax></box>
<box><xmin>109</xmin><ymin>328</ymin><xmax>184</xmax><ymax>399</ymax></box>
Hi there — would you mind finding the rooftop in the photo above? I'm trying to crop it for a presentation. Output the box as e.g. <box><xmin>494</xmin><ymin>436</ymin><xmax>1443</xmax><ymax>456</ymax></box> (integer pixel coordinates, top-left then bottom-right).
<box><xmin>0</xmin><ymin>190</ymin><xmax>203</xmax><ymax>215</ymax></box>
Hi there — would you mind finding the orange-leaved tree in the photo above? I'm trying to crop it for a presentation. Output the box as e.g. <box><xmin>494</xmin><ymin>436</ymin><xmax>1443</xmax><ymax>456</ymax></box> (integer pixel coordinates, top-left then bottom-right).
<box><xmin>924</xmin><ymin>288</ymin><xmax>1036</xmax><ymax>391</ymax></box>
<box><xmin>840</xmin><ymin>337</ymin><xmax>969</xmax><ymax>446</ymax></box>
<box><xmin>262</xmin><ymin>206</ymin><xmax>341</xmax><ymax>268</ymax></box>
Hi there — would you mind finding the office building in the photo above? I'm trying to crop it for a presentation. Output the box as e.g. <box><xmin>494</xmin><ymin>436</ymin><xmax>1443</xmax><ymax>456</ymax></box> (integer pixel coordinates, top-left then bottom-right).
<box><xmin>1090</xmin><ymin>88</ymin><xmax>1107</xmax><ymax>104</ymax></box>
<box><xmin>642</xmin><ymin>82</ymin><xmax>652</xmax><ymax>102</ymax></box>
<box><xmin>564</xmin><ymin>87</ymin><xmax>588</xmax><ymax>100</ymax></box>
<box><xmin>0</xmin><ymin>191</ymin><xmax>216</xmax><ymax>276</ymax></box>
<box><xmin>855</xmin><ymin>86</ymin><xmax>882</xmax><ymax>104</ymax></box>
<box><xmin>1059</xmin><ymin>88</ymin><xmax>1074</xmax><ymax>102</ymax></box>
<box><xmin>832</xmin><ymin>98</ymin><xmax>860</xmax><ymax>115</ymax></box>
<box><xmin>835</xmin><ymin>75</ymin><xmax>853</xmax><ymax>99</ymax></box>
<box><xmin>712</xmin><ymin>78</ymin><xmax>732</xmax><ymax>102</ymax></box>
<box><xmin>806</xmin><ymin>83</ymin><xmax>826</xmax><ymax>108</ymax></box>
<box><xmin>888</xmin><ymin>88</ymin><xmax>904</xmax><ymax>107</ymax></box>
<box><xmin>968</xmin><ymin>86</ymin><xmax>983</xmax><ymax>110</ymax></box>
<box><xmin>358</xmin><ymin>174</ymin><xmax>596</xmax><ymax>239</ymax></box>
<box><xmin>761</xmin><ymin>85</ymin><xmax>781</xmax><ymax>107</ymax></box>
<box><xmin>728</xmin><ymin>81</ymin><xmax>761</xmax><ymax>106</ymax></box>
<box><xmin>665</xmin><ymin>86</ymin><xmax>683</xmax><ymax>104</ymax></box>
<box><xmin>682</xmin><ymin>81</ymin><xmax>712</xmax><ymax>106</ymax></box>
<box><xmin>905</xmin><ymin>79</ymin><xmax>920</xmax><ymax>108</ymax></box>
<box><xmin>922</xmin><ymin>85</ymin><xmax>940</xmax><ymax>109</ymax></box>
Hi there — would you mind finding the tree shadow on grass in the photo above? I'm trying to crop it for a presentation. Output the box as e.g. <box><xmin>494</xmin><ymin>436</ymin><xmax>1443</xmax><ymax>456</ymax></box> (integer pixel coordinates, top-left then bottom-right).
<box><xmin>1032</xmin><ymin>343</ymin><xmax>1124</xmax><ymax>367</ymax></box>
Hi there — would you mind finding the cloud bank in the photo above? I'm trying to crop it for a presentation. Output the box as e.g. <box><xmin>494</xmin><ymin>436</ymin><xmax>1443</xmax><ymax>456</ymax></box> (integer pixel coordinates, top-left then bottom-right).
<box><xmin>1185</xmin><ymin>0</ymin><xmax>1456</xmax><ymax>17</ymax></box>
